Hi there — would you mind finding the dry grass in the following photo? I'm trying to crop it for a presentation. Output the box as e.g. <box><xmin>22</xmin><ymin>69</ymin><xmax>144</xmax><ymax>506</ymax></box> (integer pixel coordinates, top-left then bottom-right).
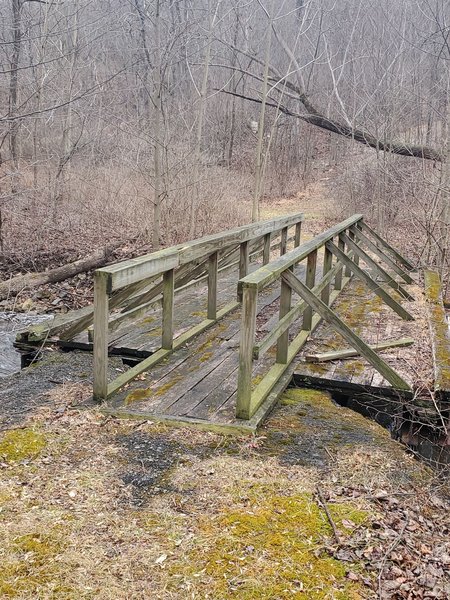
<box><xmin>0</xmin><ymin>381</ymin><xmax>448</xmax><ymax>599</ymax></box>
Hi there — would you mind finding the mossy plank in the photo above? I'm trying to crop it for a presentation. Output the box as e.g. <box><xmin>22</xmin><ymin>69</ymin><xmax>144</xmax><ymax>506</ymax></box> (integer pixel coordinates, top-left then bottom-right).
<box><xmin>424</xmin><ymin>270</ymin><xmax>450</xmax><ymax>398</ymax></box>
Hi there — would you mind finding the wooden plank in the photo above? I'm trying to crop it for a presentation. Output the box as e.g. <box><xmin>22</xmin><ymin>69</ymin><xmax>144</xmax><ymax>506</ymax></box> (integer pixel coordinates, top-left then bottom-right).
<box><xmin>334</xmin><ymin>234</ymin><xmax>345</xmax><ymax>290</ymax></box>
<box><xmin>303</xmin><ymin>249</ymin><xmax>317</xmax><ymax>330</ymax></box>
<box><xmin>236</xmin><ymin>286</ymin><xmax>258</xmax><ymax>419</ymax></box>
<box><xmin>321</xmin><ymin>246</ymin><xmax>333</xmax><ymax>305</ymax></box>
<box><xmin>100</xmin><ymin>212</ymin><xmax>304</xmax><ymax>292</ymax></box>
<box><xmin>167</xmin><ymin>351</ymin><xmax>238</xmax><ymax>416</ymax></box>
<box><xmin>106</xmin><ymin>300</ymin><xmax>239</xmax><ymax>398</ymax></box>
<box><xmin>280</xmin><ymin>227</ymin><xmax>288</xmax><ymax>256</ymax></box>
<box><xmin>276</xmin><ymin>277</ymin><xmax>292</xmax><ymax>364</ymax></box>
<box><xmin>254</xmin><ymin>255</ymin><xmax>352</xmax><ymax>359</ymax></box>
<box><xmin>263</xmin><ymin>233</ymin><xmax>271</xmax><ymax>265</ymax></box>
<box><xmin>162</xmin><ymin>269</ymin><xmax>174</xmax><ymax>350</ymax></box>
<box><xmin>281</xmin><ymin>270</ymin><xmax>411</xmax><ymax>390</ymax></box>
<box><xmin>207</xmin><ymin>251</ymin><xmax>218</xmax><ymax>319</ymax></box>
<box><xmin>424</xmin><ymin>270</ymin><xmax>450</xmax><ymax>398</ymax></box>
<box><xmin>246</xmin><ymin>280</ymin><xmax>351</xmax><ymax>418</ymax></box>
<box><xmin>359</xmin><ymin>221</ymin><xmax>416</xmax><ymax>271</ymax></box>
<box><xmin>350</xmin><ymin>226</ymin><xmax>414</xmax><ymax>284</ymax></box>
<box><xmin>188</xmin><ymin>365</ymin><xmax>238</xmax><ymax>420</ymax></box>
<box><xmin>239</xmin><ymin>214</ymin><xmax>363</xmax><ymax>291</ymax></box>
<box><xmin>93</xmin><ymin>272</ymin><xmax>110</xmax><ymax>401</ymax></box>
<box><xmin>340</xmin><ymin>232</ymin><xmax>414</xmax><ymax>301</ymax></box>
<box><xmin>239</xmin><ymin>240</ymin><xmax>249</xmax><ymax>279</ymax></box>
<box><xmin>305</xmin><ymin>337</ymin><xmax>415</xmax><ymax>362</ymax></box>
<box><xmin>294</xmin><ymin>221</ymin><xmax>302</xmax><ymax>247</ymax></box>
<box><xmin>326</xmin><ymin>241</ymin><xmax>414</xmax><ymax>321</ymax></box>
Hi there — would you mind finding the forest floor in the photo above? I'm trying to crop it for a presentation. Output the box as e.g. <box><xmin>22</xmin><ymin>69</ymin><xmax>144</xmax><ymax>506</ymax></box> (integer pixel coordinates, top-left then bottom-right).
<box><xmin>0</xmin><ymin>179</ymin><xmax>449</xmax><ymax>599</ymax></box>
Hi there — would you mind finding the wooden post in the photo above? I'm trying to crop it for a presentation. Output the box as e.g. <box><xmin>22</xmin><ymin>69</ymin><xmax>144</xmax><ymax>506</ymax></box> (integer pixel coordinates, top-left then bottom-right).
<box><xmin>321</xmin><ymin>246</ymin><xmax>333</xmax><ymax>305</ymax></box>
<box><xmin>280</xmin><ymin>226</ymin><xmax>288</xmax><ymax>255</ymax></box>
<box><xmin>276</xmin><ymin>277</ymin><xmax>292</xmax><ymax>364</ymax></box>
<box><xmin>162</xmin><ymin>268</ymin><xmax>174</xmax><ymax>349</ymax></box>
<box><xmin>236</xmin><ymin>285</ymin><xmax>258</xmax><ymax>420</ymax></box>
<box><xmin>303</xmin><ymin>249</ymin><xmax>317</xmax><ymax>331</ymax></box>
<box><xmin>294</xmin><ymin>221</ymin><xmax>302</xmax><ymax>247</ymax></box>
<box><xmin>239</xmin><ymin>240</ymin><xmax>249</xmax><ymax>279</ymax></box>
<box><xmin>263</xmin><ymin>233</ymin><xmax>271</xmax><ymax>265</ymax></box>
<box><xmin>345</xmin><ymin>230</ymin><xmax>356</xmax><ymax>276</ymax></box>
<box><xmin>93</xmin><ymin>271</ymin><xmax>109</xmax><ymax>401</ymax></box>
<box><xmin>207</xmin><ymin>251</ymin><xmax>218</xmax><ymax>319</ymax></box>
<box><xmin>334</xmin><ymin>234</ymin><xmax>345</xmax><ymax>291</ymax></box>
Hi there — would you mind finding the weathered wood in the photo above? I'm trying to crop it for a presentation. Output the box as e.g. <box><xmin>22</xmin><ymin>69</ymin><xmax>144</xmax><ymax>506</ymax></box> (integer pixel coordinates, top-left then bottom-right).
<box><xmin>340</xmin><ymin>232</ymin><xmax>414</xmax><ymax>301</ymax></box>
<box><xmin>93</xmin><ymin>271</ymin><xmax>109</xmax><ymax>401</ymax></box>
<box><xmin>162</xmin><ymin>269</ymin><xmax>174</xmax><ymax>350</ymax></box>
<box><xmin>359</xmin><ymin>221</ymin><xmax>416</xmax><ymax>271</ymax></box>
<box><xmin>248</xmin><ymin>282</ymin><xmax>351</xmax><ymax>417</ymax></box>
<box><xmin>303</xmin><ymin>249</ymin><xmax>317</xmax><ymax>331</ymax></box>
<box><xmin>326</xmin><ymin>241</ymin><xmax>414</xmax><ymax>321</ymax></box>
<box><xmin>334</xmin><ymin>235</ymin><xmax>345</xmax><ymax>290</ymax></box>
<box><xmin>106</xmin><ymin>300</ymin><xmax>239</xmax><ymax>398</ymax></box>
<box><xmin>424</xmin><ymin>270</ymin><xmax>450</xmax><ymax>398</ymax></box>
<box><xmin>276</xmin><ymin>277</ymin><xmax>292</xmax><ymax>363</ymax></box>
<box><xmin>239</xmin><ymin>214</ymin><xmax>363</xmax><ymax>290</ymax></box>
<box><xmin>345</xmin><ymin>230</ymin><xmax>356</xmax><ymax>277</ymax></box>
<box><xmin>350</xmin><ymin>225</ymin><xmax>414</xmax><ymax>284</ymax></box>
<box><xmin>207</xmin><ymin>251</ymin><xmax>218</xmax><ymax>319</ymax></box>
<box><xmin>305</xmin><ymin>337</ymin><xmax>415</xmax><ymax>362</ymax></box>
<box><xmin>236</xmin><ymin>286</ymin><xmax>258</xmax><ymax>419</ymax></box>
<box><xmin>100</xmin><ymin>212</ymin><xmax>304</xmax><ymax>292</ymax></box>
<box><xmin>280</xmin><ymin>227</ymin><xmax>288</xmax><ymax>255</ymax></box>
<box><xmin>321</xmin><ymin>246</ymin><xmax>333</xmax><ymax>305</ymax></box>
<box><xmin>263</xmin><ymin>233</ymin><xmax>271</xmax><ymax>265</ymax></box>
<box><xmin>254</xmin><ymin>254</ymin><xmax>353</xmax><ymax>359</ymax></box>
<box><xmin>294</xmin><ymin>221</ymin><xmax>302</xmax><ymax>247</ymax></box>
<box><xmin>281</xmin><ymin>269</ymin><xmax>411</xmax><ymax>390</ymax></box>
<box><xmin>0</xmin><ymin>246</ymin><xmax>116</xmax><ymax>301</ymax></box>
<box><xmin>239</xmin><ymin>240</ymin><xmax>249</xmax><ymax>279</ymax></box>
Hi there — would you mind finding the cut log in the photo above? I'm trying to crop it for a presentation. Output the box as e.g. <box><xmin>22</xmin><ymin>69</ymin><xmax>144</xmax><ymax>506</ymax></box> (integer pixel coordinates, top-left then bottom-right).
<box><xmin>0</xmin><ymin>246</ymin><xmax>116</xmax><ymax>301</ymax></box>
<box><xmin>305</xmin><ymin>337</ymin><xmax>415</xmax><ymax>363</ymax></box>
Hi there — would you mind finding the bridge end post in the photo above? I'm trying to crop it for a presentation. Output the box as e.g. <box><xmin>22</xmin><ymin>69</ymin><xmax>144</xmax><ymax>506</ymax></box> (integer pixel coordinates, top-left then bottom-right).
<box><xmin>93</xmin><ymin>271</ymin><xmax>109</xmax><ymax>402</ymax></box>
<box><xmin>236</xmin><ymin>285</ymin><xmax>258</xmax><ymax>420</ymax></box>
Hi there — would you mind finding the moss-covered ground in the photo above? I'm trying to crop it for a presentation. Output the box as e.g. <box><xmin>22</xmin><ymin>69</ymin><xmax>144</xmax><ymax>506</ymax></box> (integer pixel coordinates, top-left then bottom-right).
<box><xmin>0</xmin><ymin>360</ymin><xmax>448</xmax><ymax>599</ymax></box>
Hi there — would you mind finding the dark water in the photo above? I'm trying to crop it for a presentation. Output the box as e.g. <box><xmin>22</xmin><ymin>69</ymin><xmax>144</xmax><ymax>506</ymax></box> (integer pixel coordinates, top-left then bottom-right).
<box><xmin>0</xmin><ymin>312</ymin><xmax>52</xmax><ymax>377</ymax></box>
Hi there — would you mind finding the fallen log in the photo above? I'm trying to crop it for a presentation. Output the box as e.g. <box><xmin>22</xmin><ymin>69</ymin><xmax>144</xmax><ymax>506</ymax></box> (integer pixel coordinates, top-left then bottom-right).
<box><xmin>305</xmin><ymin>338</ymin><xmax>414</xmax><ymax>363</ymax></box>
<box><xmin>0</xmin><ymin>246</ymin><xmax>116</xmax><ymax>301</ymax></box>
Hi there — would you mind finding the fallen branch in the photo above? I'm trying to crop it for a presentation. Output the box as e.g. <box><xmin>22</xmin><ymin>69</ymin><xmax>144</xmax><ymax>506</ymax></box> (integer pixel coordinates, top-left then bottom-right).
<box><xmin>0</xmin><ymin>246</ymin><xmax>116</xmax><ymax>301</ymax></box>
<box><xmin>316</xmin><ymin>485</ymin><xmax>341</xmax><ymax>545</ymax></box>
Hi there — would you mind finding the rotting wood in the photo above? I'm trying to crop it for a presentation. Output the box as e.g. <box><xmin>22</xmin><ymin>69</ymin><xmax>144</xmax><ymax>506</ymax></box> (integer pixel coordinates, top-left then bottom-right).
<box><xmin>281</xmin><ymin>269</ymin><xmax>411</xmax><ymax>391</ymax></box>
<box><xmin>305</xmin><ymin>337</ymin><xmax>415</xmax><ymax>362</ymax></box>
<box><xmin>326</xmin><ymin>241</ymin><xmax>414</xmax><ymax>321</ymax></box>
<box><xmin>0</xmin><ymin>246</ymin><xmax>116</xmax><ymax>301</ymax></box>
<box><xmin>424</xmin><ymin>270</ymin><xmax>450</xmax><ymax>400</ymax></box>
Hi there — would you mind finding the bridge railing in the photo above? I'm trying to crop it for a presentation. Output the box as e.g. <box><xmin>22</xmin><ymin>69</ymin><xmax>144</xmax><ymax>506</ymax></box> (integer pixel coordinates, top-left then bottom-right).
<box><xmin>236</xmin><ymin>214</ymin><xmax>365</xmax><ymax>420</ymax></box>
<box><xmin>92</xmin><ymin>212</ymin><xmax>304</xmax><ymax>400</ymax></box>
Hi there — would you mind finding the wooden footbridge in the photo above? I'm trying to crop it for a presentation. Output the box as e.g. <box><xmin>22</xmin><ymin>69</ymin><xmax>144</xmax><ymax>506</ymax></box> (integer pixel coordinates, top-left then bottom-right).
<box><xmin>16</xmin><ymin>213</ymin><xmax>450</xmax><ymax>434</ymax></box>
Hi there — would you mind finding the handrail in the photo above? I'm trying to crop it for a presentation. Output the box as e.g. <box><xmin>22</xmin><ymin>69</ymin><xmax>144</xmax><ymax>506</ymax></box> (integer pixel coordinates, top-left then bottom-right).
<box><xmin>236</xmin><ymin>215</ymin><xmax>365</xmax><ymax>420</ymax></box>
<box><xmin>235</xmin><ymin>213</ymin><xmax>415</xmax><ymax>420</ymax></box>
<box><xmin>98</xmin><ymin>212</ymin><xmax>305</xmax><ymax>292</ymax></box>
<box><xmin>93</xmin><ymin>212</ymin><xmax>304</xmax><ymax>400</ymax></box>
<box><xmin>238</xmin><ymin>214</ymin><xmax>363</xmax><ymax>291</ymax></box>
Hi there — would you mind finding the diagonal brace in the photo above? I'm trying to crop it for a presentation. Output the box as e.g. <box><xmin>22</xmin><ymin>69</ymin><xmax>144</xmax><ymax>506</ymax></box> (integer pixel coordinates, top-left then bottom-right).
<box><xmin>281</xmin><ymin>270</ymin><xmax>411</xmax><ymax>391</ymax></box>
<box><xmin>340</xmin><ymin>232</ymin><xmax>414</xmax><ymax>301</ymax></box>
<box><xmin>326</xmin><ymin>241</ymin><xmax>414</xmax><ymax>321</ymax></box>
<box><xmin>350</xmin><ymin>225</ymin><xmax>414</xmax><ymax>284</ymax></box>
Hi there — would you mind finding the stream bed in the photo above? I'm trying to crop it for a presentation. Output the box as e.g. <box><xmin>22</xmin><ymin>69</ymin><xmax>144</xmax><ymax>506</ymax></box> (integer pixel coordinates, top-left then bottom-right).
<box><xmin>0</xmin><ymin>312</ymin><xmax>52</xmax><ymax>377</ymax></box>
